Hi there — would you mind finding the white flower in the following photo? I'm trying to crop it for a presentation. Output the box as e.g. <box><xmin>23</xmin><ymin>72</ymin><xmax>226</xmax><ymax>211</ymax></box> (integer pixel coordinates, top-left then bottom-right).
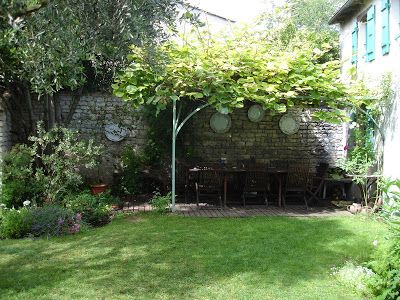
<box><xmin>23</xmin><ymin>200</ymin><xmax>31</xmax><ymax>207</ymax></box>
<box><xmin>349</xmin><ymin>122</ymin><xmax>359</xmax><ymax>129</ymax></box>
<box><xmin>0</xmin><ymin>203</ymin><xmax>6</xmax><ymax>209</ymax></box>
<box><xmin>373</xmin><ymin>240</ymin><xmax>378</xmax><ymax>247</ymax></box>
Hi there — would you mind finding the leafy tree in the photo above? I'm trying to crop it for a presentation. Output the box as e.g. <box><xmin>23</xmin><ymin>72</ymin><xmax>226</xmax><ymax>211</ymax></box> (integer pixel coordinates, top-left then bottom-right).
<box><xmin>259</xmin><ymin>0</ymin><xmax>345</xmax><ymax>61</ymax></box>
<box><xmin>0</xmin><ymin>0</ymin><xmax>182</xmax><ymax>140</ymax></box>
<box><xmin>288</xmin><ymin>0</ymin><xmax>344</xmax><ymax>32</ymax></box>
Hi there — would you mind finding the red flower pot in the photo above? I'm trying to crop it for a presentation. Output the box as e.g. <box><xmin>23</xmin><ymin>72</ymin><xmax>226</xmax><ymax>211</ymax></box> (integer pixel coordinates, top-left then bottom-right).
<box><xmin>90</xmin><ymin>184</ymin><xmax>108</xmax><ymax>195</ymax></box>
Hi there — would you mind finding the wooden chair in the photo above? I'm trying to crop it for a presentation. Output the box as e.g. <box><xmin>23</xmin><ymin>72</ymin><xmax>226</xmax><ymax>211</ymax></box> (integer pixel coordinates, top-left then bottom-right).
<box><xmin>241</xmin><ymin>170</ymin><xmax>269</xmax><ymax>207</ymax></box>
<box><xmin>306</xmin><ymin>163</ymin><xmax>329</xmax><ymax>204</ymax></box>
<box><xmin>195</xmin><ymin>169</ymin><xmax>223</xmax><ymax>207</ymax></box>
<box><xmin>284</xmin><ymin>164</ymin><xmax>309</xmax><ymax>209</ymax></box>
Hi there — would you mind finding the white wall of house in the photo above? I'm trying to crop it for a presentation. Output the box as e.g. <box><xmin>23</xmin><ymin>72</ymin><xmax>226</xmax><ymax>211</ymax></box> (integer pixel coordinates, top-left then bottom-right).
<box><xmin>339</xmin><ymin>0</ymin><xmax>400</xmax><ymax>179</ymax></box>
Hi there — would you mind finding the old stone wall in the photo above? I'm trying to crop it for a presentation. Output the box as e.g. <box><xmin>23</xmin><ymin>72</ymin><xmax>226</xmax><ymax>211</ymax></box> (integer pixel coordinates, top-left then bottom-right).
<box><xmin>28</xmin><ymin>93</ymin><xmax>147</xmax><ymax>183</ymax></box>
<box><xmin>184</xmin><ymin>105</ymin><xmax>345</xmax><ymax>170</ymax></box>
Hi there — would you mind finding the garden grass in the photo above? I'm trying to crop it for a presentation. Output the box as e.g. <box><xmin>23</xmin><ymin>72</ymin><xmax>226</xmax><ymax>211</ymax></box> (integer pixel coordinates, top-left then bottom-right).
<box><xmin>0</xmin><ymin>214</ymin><xmax>387</xmax><ymax>299</ymax></box>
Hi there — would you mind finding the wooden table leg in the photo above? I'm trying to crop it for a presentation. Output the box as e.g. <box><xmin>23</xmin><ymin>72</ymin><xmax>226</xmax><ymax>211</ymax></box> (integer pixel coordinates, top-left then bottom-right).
<box><xmin>224</xmin><ymin>174</ymin><xmax>227</xmax><ymax>207</ymax></box>
<box><xmin>323</xmin><ymin>182</ymin><xmax>327</xmax><ymax>200</ymax></box>
<box><xmin>278</xmin><ymin>175</ymin><xmax>282</xmax><ymax>207</ymax></box>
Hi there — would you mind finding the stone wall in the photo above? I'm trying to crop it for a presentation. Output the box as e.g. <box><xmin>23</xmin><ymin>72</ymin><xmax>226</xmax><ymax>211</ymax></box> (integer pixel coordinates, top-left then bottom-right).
<box><xmin>28</xmin><ymin>93</ymin><xmax>147</xmax><ymax>184</ymax></box>
<box><xmin>184</xmin><ymin>105</ymin><xmax>345</xmax><ymax>170</ymax></box>
<box><xmin>7</xmin><ymin>93</ymin><xmax>346</xmax><ymax>184</ymax></box>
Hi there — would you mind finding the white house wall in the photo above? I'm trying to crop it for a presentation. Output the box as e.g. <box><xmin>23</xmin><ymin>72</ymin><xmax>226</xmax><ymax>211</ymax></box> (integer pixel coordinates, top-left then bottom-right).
<box><xmin>339</xmin><ymin>0</ymin><xmax>400</xmax><ymax>179</ymax></box>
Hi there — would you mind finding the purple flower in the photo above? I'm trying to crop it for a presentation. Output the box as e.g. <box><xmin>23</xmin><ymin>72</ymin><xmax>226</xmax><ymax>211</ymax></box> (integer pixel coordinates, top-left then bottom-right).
<box><xmin>58</xmin><ymin>217</ymin><xmax>65</xmax><ymax>225</ymax></box>
<box><xmin>76</xmin><ymin>213</ymin><xmax>82</xmax><ymax>221</ymax></box>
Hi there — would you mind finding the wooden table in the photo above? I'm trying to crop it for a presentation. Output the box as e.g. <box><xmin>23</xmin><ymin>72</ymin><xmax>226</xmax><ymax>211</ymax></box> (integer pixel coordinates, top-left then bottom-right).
<box><xmin>266</xmin><ymin>168</ymin><xmax>288</xmax><ymax>207</ymax></box>
<box><xmin>189</xmin><ymin>167</ymin><xmax>287</xmax><ymax>207</ymax></box>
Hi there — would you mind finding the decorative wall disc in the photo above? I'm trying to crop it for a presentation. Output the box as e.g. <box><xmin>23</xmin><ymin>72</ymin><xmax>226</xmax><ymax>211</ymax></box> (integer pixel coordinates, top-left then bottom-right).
<box><xmin>104</xmin><ymin>123</ymin><xmax>128</xmax><ymax>142</ymax></box>
<box><xmin>247</xmin><ymin>104</ymin><xmax>265</xmax><ymax>122</ymax></box>
<box><xmin>210</xmin><ymin>112</ymin><xmax>231</xmax><ymax>133</ymax></box>
<box><xmin>279</xmin><ymin>114</ymin><xmax>300</xmax><ymax>135</ymax></box>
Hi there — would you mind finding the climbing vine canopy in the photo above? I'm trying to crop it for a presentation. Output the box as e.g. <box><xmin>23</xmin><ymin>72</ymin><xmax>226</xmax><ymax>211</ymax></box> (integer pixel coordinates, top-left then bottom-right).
<box><xmin>113</xmin><ymin>30</ymin><xmax>361</xmax><ymax>123</ymax></box>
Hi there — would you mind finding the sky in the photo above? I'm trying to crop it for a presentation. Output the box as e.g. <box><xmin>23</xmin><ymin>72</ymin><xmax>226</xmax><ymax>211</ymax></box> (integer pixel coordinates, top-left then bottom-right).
<box><xmin>187</xmin><ymin>0</ymin><xmax>284</xmax><ymax>23</ymax></box>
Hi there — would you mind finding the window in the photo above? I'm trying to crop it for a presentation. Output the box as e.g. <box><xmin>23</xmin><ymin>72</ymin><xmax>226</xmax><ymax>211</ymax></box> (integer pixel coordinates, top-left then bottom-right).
<box><xmin>351</xmin><ymin>21</ymin><xmax>358</xmax><ymax>65</ymax></box>
<box><xmin>366</xmin><ymin>5</ymin><xmax>376</xmax><ymax>62</ymax></box>
<box><xmin>381</xmin><ymin>0</ymin><xmax>390</xmax><ymax>55</ymax></box>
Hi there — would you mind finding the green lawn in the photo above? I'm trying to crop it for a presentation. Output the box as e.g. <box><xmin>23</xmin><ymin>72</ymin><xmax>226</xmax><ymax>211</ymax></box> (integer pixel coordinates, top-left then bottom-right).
<box><xmin>0</xmin><ymin>214</ymin><xmax>386</xmax><ymax>299</ymax></box>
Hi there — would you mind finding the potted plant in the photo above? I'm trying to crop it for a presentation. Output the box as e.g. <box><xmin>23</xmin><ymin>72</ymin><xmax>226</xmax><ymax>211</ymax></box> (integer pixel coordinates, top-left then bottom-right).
<box><xmin>90</xmin><ymin>160</ymin><xmax>108</xmax><ymax>195</ymax></box>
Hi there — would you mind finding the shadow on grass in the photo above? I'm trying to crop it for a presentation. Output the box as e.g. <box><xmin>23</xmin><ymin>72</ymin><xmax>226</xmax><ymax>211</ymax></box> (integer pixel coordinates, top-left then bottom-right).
<box><xmin>0</xmin><ymin>214</ymin><xmax>385</xmax><ymax>299</ymax></box>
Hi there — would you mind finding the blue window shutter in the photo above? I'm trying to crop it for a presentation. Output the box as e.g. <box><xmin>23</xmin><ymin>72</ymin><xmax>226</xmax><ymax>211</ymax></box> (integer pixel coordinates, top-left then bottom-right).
<box><xmin>366</xmin><ymin>5</ymin><xmax>376</xmax><ymax>62</ymax></box>
<box><xmin>351</xmin><ymin>21</ymin><xmax>358</xmax><ymax>64</ymax></box>
<box><xmin>381</xmin><ymin>0</ymin><xmax>390</xmax><ymax>55</ymax></box>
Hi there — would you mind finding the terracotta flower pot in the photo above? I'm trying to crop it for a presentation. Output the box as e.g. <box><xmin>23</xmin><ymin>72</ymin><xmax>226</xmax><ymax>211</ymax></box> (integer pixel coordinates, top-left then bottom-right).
<box><xmin>90</xmin><ymin>184</ymin><xmax>108</xmax><ymax>195</ymax></box>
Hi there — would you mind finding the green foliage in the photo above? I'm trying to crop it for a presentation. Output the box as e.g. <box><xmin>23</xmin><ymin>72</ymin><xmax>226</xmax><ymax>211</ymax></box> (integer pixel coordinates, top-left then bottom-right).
<box><xmin>1</xmin><ymin>122</ymin><xmax>103</xmax><ymax>205</ymax></box>
<box><xmin>30</xmin><ymin>204</ymin><xmax>81</xmax><ymax>237</ymax></box>
<box><xmin>149</xmin><ymin>192</ymin><xmax>171</xmax><ymax>213</ymax></box>
<box><xmin>379</xmin><ymin>178</ymin><xmax>400</xmax><ymax>218</ymax></box>
<box><xmin>367</xmin><ymin>220</ymin><xmax>400</xmax><ymax>299</ymax></box>
<box><xmin>65</xmin><ymin>191</ymin><xmax>114</xmax><ymax>227</ymax></box>
<box><xmin>28</xmin><ymin>122</ymin><xmax>103</xmax><ymax>202</ymax></box>
<box><xmin>257</xmin><ymin>1</ymin><xmax>342</xmax><ymax>62</ymax></box>
<box><xmin>0</xmin><ymin>206</ymin><xmax>32</xmax><ymax>239</ymax></box>
<box><xmin>1</xmin><ymin>0</ymin><xmax>181</xmax><ymax>96</ymax></box>
<box><xmin>113</xmin><ymin>29</ymin><xmax>359</xmax><ymax>123</ymax></box>
<box><xmin>0</xmin><ymin>144</ymin><xmax>42</xmax><ymax>208</ymax></box>
<box><xmin>288</xmin><ymin>0</ymin><xmax>344</xmax><ymax>32</ymax></box>
<box><xmin>142</xmin><ymin>103</ymin><xmax>192</xmax><ymax>167</ymax></box>
<box><xmin>120</xmin><ymin>147</ymin><xmax>144</xmax><ymax>195</ymax></box>
<box><xmin>331</xmin><ymin>261</ymin><xmax>374</xmax><ymax>296</ymax></box>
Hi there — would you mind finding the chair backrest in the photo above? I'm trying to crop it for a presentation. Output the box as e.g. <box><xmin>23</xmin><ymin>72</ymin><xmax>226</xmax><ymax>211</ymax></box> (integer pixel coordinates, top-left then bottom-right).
<box><xmin>270</xmin><ymin>160</ymin><xmax>289</xmax><ymax>169</ymax></box>
<box><xmin>197</xmin><ymin>169</ymin><xmax>222</xmax><ymax>187</ymax></box>
<box><xmin>315</xmin><ymin>162</ymin><xmax>329</xmax><ymax>178</ymax></box>
<box><xmin>245</xmin><ymin>171</ymin><xmax>268</xmax><ymax>190</ymax></box>
<box><xmin>286</xmin><ymin>164</ymin><xmax>309</xmax><ymax>189</ymax></box>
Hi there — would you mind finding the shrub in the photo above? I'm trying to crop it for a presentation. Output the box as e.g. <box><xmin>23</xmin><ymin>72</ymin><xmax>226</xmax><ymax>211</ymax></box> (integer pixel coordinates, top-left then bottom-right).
<box><xmin>29</xmin><ymin>122</ymin><xmax>103</xmax><ymax>202</ymax></box>
<box><xmin>0</xmin><ymin>206</ymin><xmax>33</xmax><ymax>239</ymax></box>
<box><xmin>331</xmin><ymin>261</ymin><xmax>374</xmax><ymax>296</ymax></box>
<box><xmin>65</xmin><ymin>191</ymin><xmax>114</xmax><ymax>227</ymax></box>
<box><xmin>30</xmin><ymin>205</ymin><xmax>81</xmax><ymax>237</ymax></box>
<box><xmin>149</xmin><ymin>192</ymin><xmax>171</xmax><ymax>213</ymax></box>
<box><xmin>367</xmin><ymin>219</ymin><xmax>400</xmax><ymax>299</ymax></box>
<box><xmin>379</xmin><ymin>178</ymin><xmax>400</xmax><ymax>218</ymax></box>
<box><xmin>0</xmin><ymin>144</ymin><xmax>42</xmax><ymax>208</ymax></box>
<box><xmin>120</xmin><ymin>148</ymin><xmax>144</xmax><ymax>195</ymax></box>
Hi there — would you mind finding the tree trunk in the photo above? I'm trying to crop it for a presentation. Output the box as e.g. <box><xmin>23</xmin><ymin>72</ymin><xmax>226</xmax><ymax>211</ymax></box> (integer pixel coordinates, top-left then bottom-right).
<box><xmin>47</xmin><ymin>94</ymin><xmax>56</xmax><ymax>129</ymax></box>
<box><xmin>23</xmin><ymin>82</ymin><xmax>35</xmax><ymax>132</ymax></box>
<box><xmin>65</xmin><ymin>87</ymin><xmax>83</xmax><ymax>126</ymax></box>
<box><xmin>54</xmin><ymin>92</ymin><xmax>62</xmax><ymax>124</ymax></box>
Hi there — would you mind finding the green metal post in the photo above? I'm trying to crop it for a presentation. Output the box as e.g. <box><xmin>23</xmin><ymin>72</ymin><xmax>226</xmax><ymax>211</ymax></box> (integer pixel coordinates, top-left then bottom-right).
<box><xmin>171</xmin><ymin>98</ymin><xmax>177</xmax><ymax>212</ymax></box>
<box><xmin>171</xmin><ymin>102</ymin><xmax>211</xmax><ymax>212</ymax></box>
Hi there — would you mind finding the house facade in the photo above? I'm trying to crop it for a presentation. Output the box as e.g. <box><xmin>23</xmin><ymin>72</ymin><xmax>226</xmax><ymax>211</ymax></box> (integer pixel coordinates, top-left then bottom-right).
<box><xmin>330</xmin><ymin>0</ymin><xmax>400</xmax><ymax>179</ymax></box>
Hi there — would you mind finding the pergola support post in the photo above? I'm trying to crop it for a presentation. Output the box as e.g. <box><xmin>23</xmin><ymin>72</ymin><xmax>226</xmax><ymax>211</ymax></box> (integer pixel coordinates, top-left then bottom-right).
<box><xmin>171</xmin><ymin>101</ymin><xmax>211</xmax><ymax>212</ymax></box>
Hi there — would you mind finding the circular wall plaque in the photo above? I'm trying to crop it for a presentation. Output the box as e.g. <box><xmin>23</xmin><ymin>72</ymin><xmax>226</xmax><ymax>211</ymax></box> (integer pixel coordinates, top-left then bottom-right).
<box><xmin>247</xmin><ymin>104</ymin><xmax>265</xmax><ymax>122</ymax></box>
<box><xmin>104</xmin><ymin>123</ymin><xmax>128</xmax><ymax>142</ymax></box>
<box><xmin>279</xmin><ymin>114</ymin><xmax>300</xmax><ymax>135</ymax></box>
<box><xmin>210</xmin><ymin>112</ymin><xmax>231</xmax><ymax>133</ymax></box>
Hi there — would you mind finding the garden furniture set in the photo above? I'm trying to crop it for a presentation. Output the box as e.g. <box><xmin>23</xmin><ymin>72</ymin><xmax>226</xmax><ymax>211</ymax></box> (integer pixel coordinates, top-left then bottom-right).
<box><xmin>187</xmin><ymin>161</ymin><xmax>331</xmax><ymax>208</ymax></box>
